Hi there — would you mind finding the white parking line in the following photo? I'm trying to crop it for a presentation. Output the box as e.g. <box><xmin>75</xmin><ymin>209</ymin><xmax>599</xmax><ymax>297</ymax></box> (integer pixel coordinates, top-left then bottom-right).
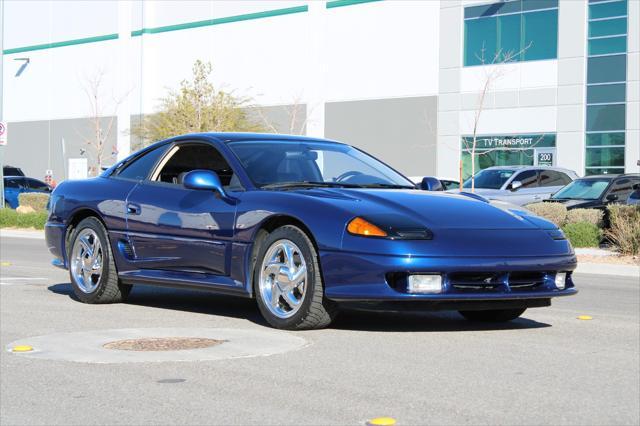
<box><xmin>0</xmin><ymin>277</ymin><xmax>48</xmax><ymax>286</ymax></box>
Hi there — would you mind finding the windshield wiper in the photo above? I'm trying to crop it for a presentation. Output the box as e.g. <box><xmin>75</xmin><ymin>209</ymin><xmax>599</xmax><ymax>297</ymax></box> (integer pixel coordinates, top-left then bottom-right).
<box><xmin>260</xmin><ymin>181</ymin><xmax>362</xmax><ymax>189</ymax></box>
<box><xmin>356</xmin><ymin>183</ymin><xmax>417</xmax><ymax>189</ymax></box>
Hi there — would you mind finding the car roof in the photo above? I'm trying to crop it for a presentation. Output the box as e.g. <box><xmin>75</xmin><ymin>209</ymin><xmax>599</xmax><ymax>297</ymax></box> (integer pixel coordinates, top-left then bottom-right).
<box><xmin>482</xmin><ymin>165</ymin><xmax>576</xmax><ymax>174</ymax></box>
<box><xmin>183</xmin><ymin>132</ymin><xmax>344</xmax><ymax>145</ymax></box>
<box><xmin>577</xmin><ymin>173</ymin><xmax>640</xmax><ymax>180</ymax></box>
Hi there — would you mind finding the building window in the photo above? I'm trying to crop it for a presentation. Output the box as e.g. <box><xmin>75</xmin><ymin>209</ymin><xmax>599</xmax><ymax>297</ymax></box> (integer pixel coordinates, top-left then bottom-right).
<box><xmin>463</xmin><ymin>0</ymin><xmax>558</xmax><ymax>66</ymax></box>
<box><xmin>585</xmin><ymin>0</ymin><xmax>628</xmax><ymax>176</ymax></box>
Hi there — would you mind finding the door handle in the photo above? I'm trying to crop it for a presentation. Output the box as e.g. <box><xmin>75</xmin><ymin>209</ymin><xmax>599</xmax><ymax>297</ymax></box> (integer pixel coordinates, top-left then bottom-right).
<box><xmin>127</xmin><ymin>203</ymin><xmax>141</xmax><ymax>215</ymax></box>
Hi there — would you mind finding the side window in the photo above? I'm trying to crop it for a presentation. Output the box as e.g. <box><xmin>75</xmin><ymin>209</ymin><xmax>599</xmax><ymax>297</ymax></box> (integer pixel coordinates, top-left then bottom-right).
<box><xmin>606</xmin><ymin>178</ymin><xmax>637</xmax><ymax>201</ymax></box>
<box><xmin>514</xmin><ymin>170</ymin><xmax>539</xmax><ymax>188</ymax></box>
<box><xmin>151</xmin><ymin>143</ymin><xmax>242</xmax><ymax>190</ymax></box>
<box><xmin>539</xmin><ymin>171</ymin><xmax>571</xmax><ymax>187</ymax></box>
<box><xmin>117</xmin><ymin>145</ymin><xmax>169</xmax><ymax>181</ymax></box>
<box><xmin>4</xmin><ymin>178</ymin><xmax>19</xmax><ymax>188</ymax></box>
<box><xmin>25</xmin><ymin>178</ymin><xmax>49</xmax><ymax>191</ymax></box>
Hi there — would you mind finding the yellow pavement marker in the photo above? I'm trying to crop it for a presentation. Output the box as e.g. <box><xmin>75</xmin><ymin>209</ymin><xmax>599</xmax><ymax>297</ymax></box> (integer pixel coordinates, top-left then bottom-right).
<box><xmin>0</xmin><ymin>262</ymin><xmax>11</xmax><ymax>266</ymax></box>
<box><xmin>577</xmin><ymin>315</ymin><xmax>593</xmax><ymax>320</ymax></box>
<box><xmin>367</xmin><ymin>417</ymin><xmax>396</xmax><ymax>426</ymax></box>
<box><xmin>12</xmin><ymin>345</ymin><xmax>33</xmax><ymax>352</ymax></box>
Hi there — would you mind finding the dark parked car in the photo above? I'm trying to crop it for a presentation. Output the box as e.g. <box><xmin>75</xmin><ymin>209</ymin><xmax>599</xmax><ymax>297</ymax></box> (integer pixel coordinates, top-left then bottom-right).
<box><xmin>3</xmin><ymin>165</ymin><xmax>25</xmax><ymax>177</ymax></box>
<box><xmin>45</xmin><ymin>133</ymin><xmax>576</xmax><ymax>330</ymax></box>
<box><xmin>3</xmin><ymin>176</ymin><xmax>52</xmax><ymax>209</ymax></box>
<box><xmin>545</xmin><ymin>174</ymin><xmax>640</xmax><ymax>211</ymax></box>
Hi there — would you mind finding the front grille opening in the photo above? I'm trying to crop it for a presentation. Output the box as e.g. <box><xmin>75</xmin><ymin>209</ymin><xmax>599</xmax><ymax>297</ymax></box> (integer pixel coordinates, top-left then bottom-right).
<box><xmin>449</xmin><ymin>272</ymin><xmax>502</xmax><ymax>292</ymax></box>
<box><xmin>508</xmin><ymin>271</ymin><xmax>545</xmax><ymax>291</ymax></box>
<box><xmin>385</xmin><ymin>272</ymin><xmax>408</xmax><ymax>292</ymax></box>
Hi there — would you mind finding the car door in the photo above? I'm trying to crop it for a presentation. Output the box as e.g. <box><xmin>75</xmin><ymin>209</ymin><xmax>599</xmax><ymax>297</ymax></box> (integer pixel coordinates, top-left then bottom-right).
<box><xmin>3</xmin><ymin>178</ymin><xmax>23</xmax><ymax>208</ymax></box>
<box><xmin>124</xmin><ymin>141</ymin><xmax>239</xmax><ymax>275</ymax></box>
<box><xmin>503</xmin><ymin>170</ymin><xmax>540</xmax><ymax>205</ymax></box>
<box><xmin>538</xmin><ymin>170</ymin><xmax>573</xmax><ymax>201</ymax></box>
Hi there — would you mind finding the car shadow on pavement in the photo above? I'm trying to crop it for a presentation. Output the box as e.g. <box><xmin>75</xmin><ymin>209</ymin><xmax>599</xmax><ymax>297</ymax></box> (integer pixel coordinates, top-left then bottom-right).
<box><xmin>47</xmin><ymin>283</ymin><xmax>269</xmax><ymax>327</ymax></box>
<box><xmin>332</xmin><ymin>309</ymin><xmax>550</xmax><ymax>332</ymax></box>
<box><xmin>48</xmin><ymin>283</ymin><xmax>550</xmax><ymax>332</ymax></box>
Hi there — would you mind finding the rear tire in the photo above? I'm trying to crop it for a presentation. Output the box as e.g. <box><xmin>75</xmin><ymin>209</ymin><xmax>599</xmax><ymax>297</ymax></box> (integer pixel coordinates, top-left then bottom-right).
<box><xmin>68</xmin><ymin>217</ymin><xmax>131</xmax><ymax>303</ymax></box>
<box><xmin>459</xmin><ymin>308</ymin><xmax>526</xmax><ymax>322</ymax></box>
<box><xmin>254</xmin><ymin>225</ymin><xmax>338</xmax><ymax>330</ymax></box>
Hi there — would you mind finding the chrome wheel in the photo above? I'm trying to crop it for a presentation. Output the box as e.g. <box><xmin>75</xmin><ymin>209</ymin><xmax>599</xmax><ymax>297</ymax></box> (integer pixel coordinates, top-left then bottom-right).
<box><xmin>259</xmin><ymin>239</ymin><xmax>307</xmax><ymax>319</ymax></box>
<box><xmin>70</xmin><ymin>228</ymin><xmax>103</xmax><ymax>294</ymax></box>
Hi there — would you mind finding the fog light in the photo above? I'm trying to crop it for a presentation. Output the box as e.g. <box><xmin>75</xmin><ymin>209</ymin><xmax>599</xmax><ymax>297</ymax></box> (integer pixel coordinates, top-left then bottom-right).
<box><xmin>555</xmin><ymin>272</ymin><xmax>566</xmax><ymax>290</ymax></box>
<box><xmin>407</xmin><ymin>274</ymin><xmax>442</xmax><ymax>294</ymax></box>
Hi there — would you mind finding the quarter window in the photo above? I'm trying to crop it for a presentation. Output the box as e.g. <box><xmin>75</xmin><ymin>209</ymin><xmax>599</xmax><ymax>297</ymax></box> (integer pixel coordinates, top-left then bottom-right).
<box><xmin>539</xmin><ymin>171</ymin><xmax>571</xmax><ymax>187</ymax></box>
<box><xmin>117</xmin><ymin>145</ymin><xmax>170</xmax><ymax>181</ymax></box>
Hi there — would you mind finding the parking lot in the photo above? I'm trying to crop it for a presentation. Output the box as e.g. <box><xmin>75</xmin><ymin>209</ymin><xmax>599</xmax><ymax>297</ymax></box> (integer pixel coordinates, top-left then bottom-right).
<box><xmin>1</xmin><ymin>234</ymin><xmax>639</xmax><ymax>425</ymax></box>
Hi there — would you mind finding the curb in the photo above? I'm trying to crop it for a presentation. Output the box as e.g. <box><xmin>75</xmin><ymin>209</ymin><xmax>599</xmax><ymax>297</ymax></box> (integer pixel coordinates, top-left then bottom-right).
<box><xmin>574</xmin><ymin>262</ymin><xmax>639</xmax><ymax>278</ymax></box>
<box><xmin>0</xmin><ymin>229</ymin><xmax>45</xmax><ymax>240</ymax></box>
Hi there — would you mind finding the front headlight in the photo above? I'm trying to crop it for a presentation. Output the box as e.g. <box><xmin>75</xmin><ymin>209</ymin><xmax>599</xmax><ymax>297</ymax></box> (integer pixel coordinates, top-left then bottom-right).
<box><xmin>346</xmin><ymin>216</ymin><xmax>433</xmax><ymax>240</ymax></box>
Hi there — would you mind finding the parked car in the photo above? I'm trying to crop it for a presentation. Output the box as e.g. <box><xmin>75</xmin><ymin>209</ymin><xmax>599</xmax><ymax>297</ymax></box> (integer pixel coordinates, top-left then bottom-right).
<box><xmin>458</xmin><ymin>166</ymin><xmax>578</xmax><ymax>206</ymax></box>
<box><xmin>3</xmin><ymin>176</ymin><xmax>52</xmax><ymax>209</ymax></box>
<box><xmin>3</xmin><ymin>165</ymin><xmax>25</xmax><ymax>177</ymax></box>
<box><xmin>545</xmin><ymin>174</ymin><xmax>640</xmax><ymax>210</ymax></box>
<box><xmin>46</xmin><ymin>133</ymin><xmax>576</xmax><ymax>330</ymax></box>
<box><xmin>409</xmin><ymin>176</ymin><xmax>460</xmax><ymax>191</ymax></box>
<box><xmin>628</xmin><ymin>185</ymin><xmax>640</xmax><ymax>206</ymax></box>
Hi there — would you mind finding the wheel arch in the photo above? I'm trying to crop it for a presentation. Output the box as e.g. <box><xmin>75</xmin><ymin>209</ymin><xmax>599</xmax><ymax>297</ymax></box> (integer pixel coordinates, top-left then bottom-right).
<box><xmin>64</xmin><ymin>208</ymin><xmax>108</xmax><ymax>254</ymax></box>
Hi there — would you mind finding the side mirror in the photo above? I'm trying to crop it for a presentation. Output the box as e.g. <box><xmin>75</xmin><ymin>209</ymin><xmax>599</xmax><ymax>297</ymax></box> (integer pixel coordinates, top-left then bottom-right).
<box><xmin>510</xmin><ymin>181</ymin><xmax>523</xmax><ymax>191</ymax></box>
<box><xmin>183</xmin><ymin>170</ymin><xmax>229</xmax><ymax>199</ymax></box>
<box><xmin>606</xmin><ymin>193</ymin><xmax>618</xmax><ymax>202</ymax></box>
<box><xmin>419</xmin><ymin>177</ymin><xmax>443</xmax><ymax>191</ymax></box>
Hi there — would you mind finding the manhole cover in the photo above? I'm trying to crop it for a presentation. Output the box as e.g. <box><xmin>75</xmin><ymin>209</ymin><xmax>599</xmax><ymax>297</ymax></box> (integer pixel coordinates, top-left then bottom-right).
<box><xmin>103</xmin><ymin>337</ymin><xmax>223</xmax><ymax>352</ymax></box>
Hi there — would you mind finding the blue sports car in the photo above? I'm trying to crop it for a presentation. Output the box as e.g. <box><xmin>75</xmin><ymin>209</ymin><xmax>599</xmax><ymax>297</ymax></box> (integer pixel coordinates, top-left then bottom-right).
<box><xmin>45</xmin><ymin>133</ymin><xmax>577</xmax><ymax>329</ymax></box>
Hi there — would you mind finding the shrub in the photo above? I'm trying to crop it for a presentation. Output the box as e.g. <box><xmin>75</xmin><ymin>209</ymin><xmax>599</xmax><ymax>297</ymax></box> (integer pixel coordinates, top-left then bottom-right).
<box><xmin>605</xmin><ymin>205</ymin><xmax>640</xmax><ymax>255</ymax></box>
<box><xmin>566</xmin><ymin>208</ymin><xmax>604</xmax><ymax>227</ymax></box>
<box><xmin>0</xmin><ymin>208</ymin><xmax>48</xmax><ymax>229</ymax></box>
<box><xmin>18</xmin><ymin>193</ymin><xmax>50</xmax><ymax>212</ymax></box>
<box><xmin>526</xmin><ymin>202</ymin><xmax>568</xmax><ymax>227</ymax></box>
<box><xmin>562</xmin><ymin>222</ymin><xmax>601</xmax><ymax>248</ymax></box>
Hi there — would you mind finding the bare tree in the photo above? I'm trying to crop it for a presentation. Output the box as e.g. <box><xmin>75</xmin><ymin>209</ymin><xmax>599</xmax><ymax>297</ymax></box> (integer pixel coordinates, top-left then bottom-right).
<box><xmin>463</xmin><ymin>43</ymin><xmax>532</xmax><ymax>192</ymax></box>
<box><xmin>79</xmin><ymin>68</ymin><xmax>130</xmax><ymax>176</ymax></box>
<box><xmin>257</xmin><ymin>93</ymin><xmax>311</xmax><ymax>135</ymax></box>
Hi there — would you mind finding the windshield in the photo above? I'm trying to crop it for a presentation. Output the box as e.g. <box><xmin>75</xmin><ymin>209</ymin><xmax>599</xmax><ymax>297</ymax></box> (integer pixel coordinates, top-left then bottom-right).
<box><xmin>551</xmin><ymin>179</ymin><xmax>610</xmax><ymax>200</ymax></box>
<box><xmin>227</xmin><ymin>141</ymin><xmax>415</xmax><ymax>189</ymax></box>
<box><xmin>463</xmin><ymin>169</ymin><xmax>515</xmax><ymax>190</ymax></box>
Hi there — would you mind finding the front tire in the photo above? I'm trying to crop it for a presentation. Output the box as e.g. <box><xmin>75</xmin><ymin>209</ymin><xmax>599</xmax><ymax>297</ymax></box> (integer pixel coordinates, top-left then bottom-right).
<box><xmin>68</xmin><ymin>217</ymin><xmax>131</xmax><ymax>303</ymax></box>
<box><xmin>254</xmin><ymin>225</ymin><xmax>338</xmax><ymax>330</ymax></box>
<box><xmin>459</xmin><ymin>308</ymin><xmax>526</xmax><ymax>322</ymax></box>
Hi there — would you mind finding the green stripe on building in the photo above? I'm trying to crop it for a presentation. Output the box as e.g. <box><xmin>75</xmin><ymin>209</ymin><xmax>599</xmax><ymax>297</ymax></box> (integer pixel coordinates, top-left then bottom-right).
<box><xmin>3</xmin><ymin>5</ymin><xmax>309</xmax><ymax>55</ymax></box>
<box><xmin>326</xmin><ymin>0</ymin><xmax>383</xmax><ymax>8</ymax></box>
<box><xmin>3</xmin><ymin>33</ymin><xmax>118</xmax><ymax>55</ymax></box>
<box><xmin>130</xmin><ymin>5</ymin><xmax>308</xmax><ymax>36</ymax></box>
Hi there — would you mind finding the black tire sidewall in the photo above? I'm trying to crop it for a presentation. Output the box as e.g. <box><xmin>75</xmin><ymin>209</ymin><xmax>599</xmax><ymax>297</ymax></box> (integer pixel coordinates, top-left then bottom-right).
<box><xmin>254</xmin><ymin>226</ymin><xmax>319</xmax><ymax>329</ymax></box>
<box><xmin>68</xmin><ymin>217</ymin><xmax>116</xmax><ymax>303</ymax></box>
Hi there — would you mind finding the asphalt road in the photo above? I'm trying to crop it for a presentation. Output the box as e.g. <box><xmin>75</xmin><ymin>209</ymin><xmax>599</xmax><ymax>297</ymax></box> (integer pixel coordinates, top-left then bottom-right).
<box><xmin>1</xmin><ymin>235</ymin><xmax>639</xmax><ymax>425</ymax></box>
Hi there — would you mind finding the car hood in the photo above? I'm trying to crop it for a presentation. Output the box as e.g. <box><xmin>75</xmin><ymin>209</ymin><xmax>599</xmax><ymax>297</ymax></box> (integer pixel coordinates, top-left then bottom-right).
<box><xmin>296</xmin><ymin>188</ymin><xmax>547</xmax><ymax>230</ymax></box>
<box><xmin>546</xmin><ymin>198</ymin><xmax>599</xmax><ymax>209</ymax></box>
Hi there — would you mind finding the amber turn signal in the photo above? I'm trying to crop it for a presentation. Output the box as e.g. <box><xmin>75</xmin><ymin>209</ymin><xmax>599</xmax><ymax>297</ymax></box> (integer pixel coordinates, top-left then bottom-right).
<box><xmin>347</xmin><ymin>217</ymin><xmax>387</xmax><ymax>237</ymax></box>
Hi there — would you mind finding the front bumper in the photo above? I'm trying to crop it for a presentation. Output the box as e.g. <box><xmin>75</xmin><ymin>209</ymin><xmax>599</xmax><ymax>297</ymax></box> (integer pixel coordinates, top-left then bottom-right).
<box><xmin>320</xmin><ymin>250</ymin><xmax>577</xmax><ymax>303</ymax></box>
<box><xmin>45</xmin><ymin>221</ymin><xmax>67</xmax><ymax>268</ymax></box>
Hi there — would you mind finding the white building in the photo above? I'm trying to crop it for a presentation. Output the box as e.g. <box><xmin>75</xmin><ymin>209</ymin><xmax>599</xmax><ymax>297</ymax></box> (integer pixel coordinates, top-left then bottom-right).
<box><xmin>1</xmin><ymin>0</ymin><xmax>638</xmax><ymax>182</ymax></box>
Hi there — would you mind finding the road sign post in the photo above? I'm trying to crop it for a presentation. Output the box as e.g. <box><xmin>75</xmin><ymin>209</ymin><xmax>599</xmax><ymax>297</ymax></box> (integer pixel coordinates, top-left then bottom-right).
<box><xmin>0</xmin><ymin>121</ymin><xmax>7</xmax><ymax>208</ymax></box>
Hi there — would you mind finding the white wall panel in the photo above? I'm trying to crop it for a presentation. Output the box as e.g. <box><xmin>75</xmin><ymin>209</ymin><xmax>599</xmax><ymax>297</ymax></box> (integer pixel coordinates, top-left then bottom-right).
<box><xmin>458</xmin><ymin>106</ymin><xmax>557</xmax><ymax>135</ymax></box>
<box><xmin>325</xmin><ymin>1</ymin><xmax>440</xmax><ymax>101</ymax></box>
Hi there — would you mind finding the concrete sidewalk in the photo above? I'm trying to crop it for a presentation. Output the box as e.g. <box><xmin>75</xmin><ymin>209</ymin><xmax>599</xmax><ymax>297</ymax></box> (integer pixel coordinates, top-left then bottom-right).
<box><xmin>2</xmin><ymin>229</ymin><xmax>638</xmax><ymax>277</ymax></box>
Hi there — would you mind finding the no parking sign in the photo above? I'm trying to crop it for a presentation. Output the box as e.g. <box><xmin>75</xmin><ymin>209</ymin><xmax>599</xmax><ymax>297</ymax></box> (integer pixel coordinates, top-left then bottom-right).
<box><xmin>0</xmin><ymin>121</ymin><xmax>7</xmax><ymax>146</ymax></box>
